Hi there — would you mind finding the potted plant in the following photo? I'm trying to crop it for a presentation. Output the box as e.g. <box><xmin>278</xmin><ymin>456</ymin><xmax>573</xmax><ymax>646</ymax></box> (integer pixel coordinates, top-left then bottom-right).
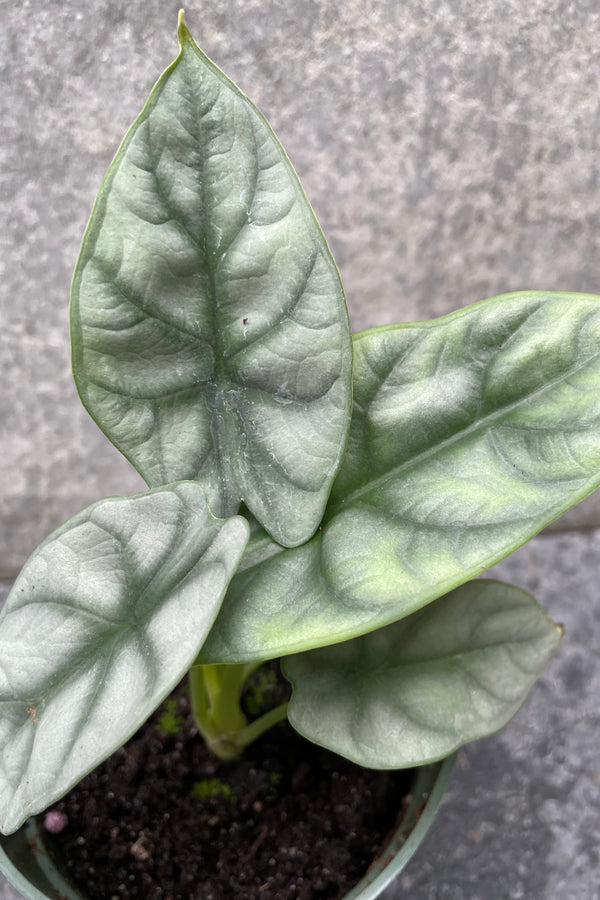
<box><xmin>1</xmin><ymin>11</ymin><xmax>600</xmax><ymax>898</ymax></box>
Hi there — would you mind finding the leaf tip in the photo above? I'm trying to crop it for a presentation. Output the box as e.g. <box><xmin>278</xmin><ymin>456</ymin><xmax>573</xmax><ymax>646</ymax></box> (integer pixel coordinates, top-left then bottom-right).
<box><xmin>177</xmin><ymin>9</ymin><xmax>193</xmax><ymax>50</ymax></box>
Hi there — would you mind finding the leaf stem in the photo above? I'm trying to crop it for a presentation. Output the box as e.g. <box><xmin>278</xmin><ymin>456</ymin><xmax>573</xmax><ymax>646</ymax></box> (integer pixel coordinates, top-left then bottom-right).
<box><xmin>228</xmin><ymin>701</ymin><xmax>289</xmax><ymax>750</ymax></box>
<box><xmin>188</xmin><ymin>662</ymin><xmax>287</xmax><ymax>760</ymax></box>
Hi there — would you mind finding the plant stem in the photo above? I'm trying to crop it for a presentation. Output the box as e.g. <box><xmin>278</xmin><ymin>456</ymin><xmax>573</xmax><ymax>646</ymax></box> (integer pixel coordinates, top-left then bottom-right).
<box><xmin>227</xmin><ymin>701</ymin><xmax>289</xmax><ymax>750</ymax></box>
<box><xmin>188</xmin><ymin>662</ymin><xmax>288</xmax><ymax>760</ymax></box>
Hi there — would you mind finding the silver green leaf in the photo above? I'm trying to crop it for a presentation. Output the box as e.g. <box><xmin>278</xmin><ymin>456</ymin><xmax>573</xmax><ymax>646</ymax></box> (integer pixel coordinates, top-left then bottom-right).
<box><xmin>0</xmin><ymin>483</ymin><xmax>249</xmax><ymax>835</ymax></box>
<box><xmin>70</xmin><ymin>17</ymin><xmax>351</xmax><ymax>548</ymax></box>
<box><xmin>282</xmin><ymin>580</ymin><xmax>562</xmax><ymax>768</ymax></box>
<box><xmin>201</xmin><ymin>291</ymin><xmax>600</xmax><ymax>662</ymax></box>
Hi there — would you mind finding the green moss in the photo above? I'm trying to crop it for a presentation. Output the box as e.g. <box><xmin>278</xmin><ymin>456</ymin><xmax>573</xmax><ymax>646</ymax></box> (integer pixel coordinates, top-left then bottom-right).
<box><xmin>192</xmin><ymin>778</ymin><xmax>236</xmax><ymax>802</ymax></box>
<box><xmin>156</xmin><ymin>699</ymin><xmax>184</xmax><ymax>736</ymax></box>
<box><xmin>245</xmin><ymin>667</ymin><xmax>278</xmax><ymax>717</ymax></box>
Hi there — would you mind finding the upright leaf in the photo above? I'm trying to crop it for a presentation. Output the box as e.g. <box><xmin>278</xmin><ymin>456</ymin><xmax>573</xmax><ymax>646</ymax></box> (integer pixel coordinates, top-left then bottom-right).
<box><xmin>201</xmin><ymin>291</ymin><xmax>600</xmax><ymax>662</ymax></box>
<box><xmin>0</xmin><ymin>483</ymin><xmax>248</xmax><ymax>835</ymax></box>
<box><xmin>70</xmin><ymin>16</ymin><xmax>351</xmax><ymax>548</ymax></box>
<box><xmin>282</xmin><ymin>580</ymin><xmax>562</xmax><ymax>768</ymax></box>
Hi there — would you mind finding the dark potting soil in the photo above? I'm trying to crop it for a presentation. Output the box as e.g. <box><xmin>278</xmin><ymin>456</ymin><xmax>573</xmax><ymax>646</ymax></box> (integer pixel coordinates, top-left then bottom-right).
<box><xmin>40</xmin><ymin>672</ymin><xmax>413</xmax><ymax>900</ymax></box>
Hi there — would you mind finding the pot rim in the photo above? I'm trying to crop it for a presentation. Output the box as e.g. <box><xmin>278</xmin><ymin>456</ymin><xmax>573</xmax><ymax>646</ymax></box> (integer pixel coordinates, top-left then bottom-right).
<box><xmin>345</xmin><ymin>753</ymin><xmax>456</xmax><ymax>899</ymax></box>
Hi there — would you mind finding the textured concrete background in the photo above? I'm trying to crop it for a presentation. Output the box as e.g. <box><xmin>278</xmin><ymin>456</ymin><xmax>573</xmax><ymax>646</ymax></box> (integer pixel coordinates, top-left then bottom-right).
<box><xmin>1</xmin><ymin>2</ymin><xmax>600</xmax><ymax>894</ymax></box>
<box><xmin>4</xmin><ymin>0</ymin><xmax>600</xmax><ymax>572</ymax></box>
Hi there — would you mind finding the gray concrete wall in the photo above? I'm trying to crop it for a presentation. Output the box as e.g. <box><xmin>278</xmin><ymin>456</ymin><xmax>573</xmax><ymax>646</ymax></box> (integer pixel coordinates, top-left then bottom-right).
<box><xmin>3</xmin><ymin>0</ymin><xmax>600</xmax><ymax>574</ymax></box>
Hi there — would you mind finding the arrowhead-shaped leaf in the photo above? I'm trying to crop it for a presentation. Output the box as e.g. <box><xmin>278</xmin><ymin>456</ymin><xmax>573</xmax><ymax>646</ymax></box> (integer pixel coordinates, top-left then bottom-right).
<box><xmin>282</xmin><ymin>580</ymin><xmax>562</xmax><ymax>768</ymax></box>
<box><xmin>0</xmin><ymin>483</ymin><xmax>248</xmax><ymax>835</ymax></box>
<box><xmin>70</xmin><ymin>19</ymin><xmax>351</xmax><ymax>548</ymax></box>
<box><xmin>201</xmin><ymin>291</ymin><xmax>600</xmax><ymax>662</ymax></box>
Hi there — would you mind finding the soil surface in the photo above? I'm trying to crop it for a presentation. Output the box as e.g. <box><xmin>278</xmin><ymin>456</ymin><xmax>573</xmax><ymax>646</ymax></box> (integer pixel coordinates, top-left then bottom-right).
<box><xmin>41</xmin><ymin>670</ymin><xmax>413</xmax><ymax>900</ymax></box>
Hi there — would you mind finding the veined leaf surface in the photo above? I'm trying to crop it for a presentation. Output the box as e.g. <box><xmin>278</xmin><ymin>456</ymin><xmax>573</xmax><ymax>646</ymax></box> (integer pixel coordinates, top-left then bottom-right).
<box><xmin>282</xmin><ymin>581</ymin><xmax>562</xmax><ymax>768</ymax></box>
<box><xmin>0</xmin><ymin>483</ymin><xmax>248</xmax><ymax>835</ymax></box>
<box><xmin>201</xmin><ymin>292</ymin><xmax>600</xmax><ymax>662</ymax></box>
<box><xmin>70</xmin><ymin>17</ymin><xmax>351</xmax><ymax>548</ymax></box>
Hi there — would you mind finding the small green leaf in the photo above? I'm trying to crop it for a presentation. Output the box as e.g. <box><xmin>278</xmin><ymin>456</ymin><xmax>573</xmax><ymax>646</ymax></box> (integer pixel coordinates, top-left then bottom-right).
<box><xmin>70</xmin><ymin>19</ymin><xmax>351</xmax><ymax>548</ymax></box>
<box><xmin>282</xmin><ymin>580</ymin><xmax>562</xmax><ymax>768</ymax></box>
<box><xmin>0</xmin><ymin>483</ymin><xmax>248</xmax><ymax>835</ymax></box>
<box><xmin>201</xmin><ymin>291</ymin><xmax>600</xmax><ymax>662</ymax></box>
